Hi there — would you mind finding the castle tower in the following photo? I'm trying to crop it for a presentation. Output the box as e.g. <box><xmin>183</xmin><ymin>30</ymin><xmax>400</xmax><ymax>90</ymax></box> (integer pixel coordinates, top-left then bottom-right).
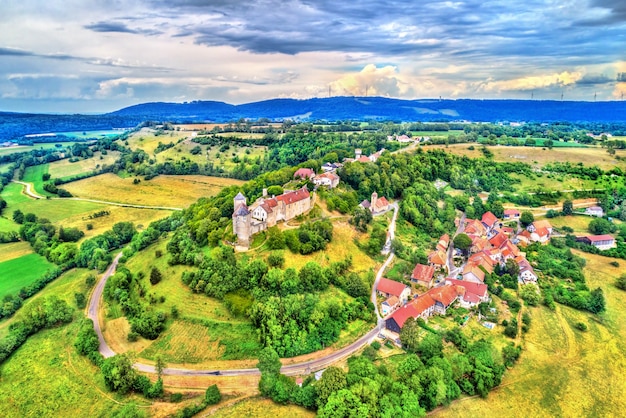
<box><xmin>232</xmin><ymin>192</ymin><xmax>251</xmax><ymax>247</ymax></box>
<box><xmin>355</xmin><ymin>149</ymin><xmax>362</xmax><ymax>159</ymax></box>
<box><xmin>371</xmin><ymin>191</ymin><xmax>378</xmax><ymax>210</ymax></box>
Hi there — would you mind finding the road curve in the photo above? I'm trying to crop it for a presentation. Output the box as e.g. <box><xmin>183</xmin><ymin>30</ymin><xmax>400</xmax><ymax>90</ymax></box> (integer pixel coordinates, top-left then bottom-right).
<box><xmin>89</xmin><ymin>204</ymin><xmax>399</xmax><ymax>378</ymax></box>
<box><xmin>12</xmin><ymin>180</ymin><xmax>44</xmax><ymax>199</ymax></box>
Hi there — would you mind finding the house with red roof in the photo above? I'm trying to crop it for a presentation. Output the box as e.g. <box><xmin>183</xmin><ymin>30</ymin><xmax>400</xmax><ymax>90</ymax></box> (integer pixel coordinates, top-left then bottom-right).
<box><xmin>427</xmin><ymin>285</ymin><xmax>459</xmax><ymax>315</ymax></box>
<box><xmin>463</xmin><ymin>263</ymin><xmax>486</xmax><ymax>283</ymax></box>
<box><xmin>437</xmin><ymin>234</ymin><xmax>450</xmax><ymax>252</ymax></box>
<box><xmin>428</xmin><ymin>250</ymin><xmax>447</xmax><ymax>269</ymax></box>
<box><xmin>488</xmin><ymin>231</ymin><xmax>508</xmax><ymax>249</ymax></box>
<box><xmin>481</xmin><ymin>211</ymin><xmax>499</xmax><ymax>231</ymax></box>
<box><xmin>361</xmin><ymin>191</ymin><xmax>390</xmax><ymax>214</ymax></box>
<box><xmin>576</xmin><ymin>234</ymin><xmax>616</xmax><ymax>251</ymax></box>
<box><xmin>503</xmin><ymin>209</ymin><xmax>520</xmax><ymax>219</ymax></box>
<box><xmin>530</xmin><ymin>226</ymin><xmax>550</xmax><ymax>244</ymax></box>
<box><xmin>468</xmin><ymin>252</ymin><xmax>495</xmax><ymax>274</ymax></box>
<box><xmin>313</xmin><ymin>171</ymin><xmax>340</xmax><ymax>188</ymax></box>
<box><xmin>377</xmin><ymin>278</ymin><xmax>411</xmax><ymax>304</ymax></box>
<box><xmin>411</xmin><ymin>263</ymin><xmax>436</xmax><ymax>288</ymax></box>
<box><xmin>528</xmin><ymin>220</ymin><xmax>553</xmax><ymax>234</ymax></box>
<box><xmin>445</xmin><ymin>278</ymin><xmax>490</xmax><ymax>308</ymax></box>
<box><xmin>465</xmin><ymin>218</ymin><xmax>487</xmax><ymax>237</ymax></box>
<box><xmin>385</xmin><ymin>304</ymin><xmax>422</xmax><ymax>333</ymax></box>
<box><xmin>381</xmin><ymin>296</ymin><xmax>400</xmax><ymax>316</ymax></box>
<box><xmin>385</xmin><ymin>285</ymin><xmax>460</xmax><ymax>333</ymax></box>
<box><xmin>293</xmin><ymin>168</ymin><xmax>315</xmax><ymax>180</ymax></box>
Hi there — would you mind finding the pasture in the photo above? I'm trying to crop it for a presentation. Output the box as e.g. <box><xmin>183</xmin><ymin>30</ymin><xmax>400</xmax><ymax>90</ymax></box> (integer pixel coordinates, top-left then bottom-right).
<box><xmin>429</xmin><ymin>143</ymin><xmax>626</xmax><ymax>171</ymax></box>
<box><xmin>0</xmin><ymin>241</ymin><xmax>32</xmax><ymax>263</ymax></box>
<box><xmin>21</xmin><ymin>164</ymin><xmax>54</xmax><ymax>197</ymax></box>
<box><xmin>63</xmin><ymin>173</ymin><xmax>243</xmax><ymax>207</ymax></box>
<box><xmin>434</xmin><ymin>251</ymin><xmax>626</xmax><ymax>418</ymax></box>
<box><xmin>212</xmin><ymin>397</ymin><xmax>314</xmax><ymax>418</ymax></box>
<box><xmin>126</xmin><ymin>128</ymin><xmax>189</xmax><ymax>155</ymax></box>
<box><xmin>0</xmin><ymin>142</ymin><xmax>80</xmax><ymax>157</ymax></box>
<box><xmin>0</xmin><ymin>216</ymin><xmax>19</xmax><ymax>233</ymax></box>
<box><xmin>0</xmin><ymin>253</ymin><xmax>55</xmax><ymax>299</ymax></box>
<box><xmin>47</xmin><ymin>151</ymin><xmax>120</xmax><ymax>179</ymax></box>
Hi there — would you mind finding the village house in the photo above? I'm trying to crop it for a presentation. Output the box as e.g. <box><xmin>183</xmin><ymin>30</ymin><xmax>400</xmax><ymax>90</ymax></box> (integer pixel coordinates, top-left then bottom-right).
<box><xmin>576</xmin><ymin>234</ymin><xmax>616</xmax><ymax>251</ymax></box>
<box><xmin>313</xmin><ymin>171</ymin><xmax>340</xmax><ymax>188</ymax></box>
<box><xmin>464</xmin><ymin>218</ymin><xmax>487</xmax><ymax>237</ymax></box>
<box><xmin>377</xmin><ymin>277</ymin><xmax>411</xmax><ymax>304</ymax></box>
<box><xmin>503</xmin><ymin>209</ymin><xmax>520</xmax><ymax>219</ymax></box>
<box><xmin>481</xmin><ymin>211</ymin><xmax>499</xmax><ymax>232</ymax></box>
<box><xmin>462</xmin><ymin>263</ymin><xmax>486</xmax><ymax>283</ymax></box>
<box><xmin>530</xmin><ymin>227</ymin><xmax>550</xmax><ymax>244</ymax></box>
<box><xmin>381</xmin><ymin>296</ymin><xmax>400</xmax><ymax>316</ymax></box>
<box><xmin>293</xmin><ymin>168</ymin><xmax>315</xmax><ymax>180</ymax></box>
<box><xmin>411</xmin><ymin>263</ymin><xmax>436</xmax><ymax>288</ymax></box>
<box><xmin>437</xmin><ymin>234</ymin><xmax>450</xmax><ymax>252</ymax></box>
<box><xmin>321</xmin><ymin>162</ymin><xmax>342</xmax><ymax>172</ymax></box>
<box><xmin>585</xmin><ymin>206</ymin><xmax>604</xmax><ymax>217</ymax></box>
<box><xmin>528</xmin><ymin>220</ymin><xmax>553</xmax><ymax>234</ymax></box>
<box><xmin>428</xmin><ymin>249</ymin><xmax>448</xmax><ymax>270</ymax></box>
<box><xmin>445</xmin><ymin>279</ymin><xmax>490</xmax><ymax>308</ymax></box>
<box><xmin>516</xmin><ymin>257</ymin><xmax>538</xmax><ymax>283</ymax></box>
<box><xmin>385</xmin><ymin>285</ymin><xmax>459</xmax><ymax>333</ymax></box>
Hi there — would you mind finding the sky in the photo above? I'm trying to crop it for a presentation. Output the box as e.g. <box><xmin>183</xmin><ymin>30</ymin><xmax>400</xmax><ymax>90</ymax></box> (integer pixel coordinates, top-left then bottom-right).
<box><xmin>1</xmin><ymin>0</ymin><xmax>625</xmax><ymax>113</ymax></box>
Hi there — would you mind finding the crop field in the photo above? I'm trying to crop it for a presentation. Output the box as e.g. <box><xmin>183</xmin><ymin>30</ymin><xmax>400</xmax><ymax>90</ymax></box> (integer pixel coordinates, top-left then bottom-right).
<box><xmin>48</xmin><ymin>151</ymin><xmax>121</xmax><ymax>179</ymax></box>
<box><xmin>126</xmin><ymin>128</ymin><xmax>189</xmax><ymax>154</ymax></box>
<box><xmin>5</xmin><ymin>195</ymin><xmax>106</xmax><ymax>223</ymax></box>
<box><xmin>63</xmin><ymin>173</ymin><xmax>243</xmax><ymax>207</ymax></box>
<box><xmin>0</xmin><ymin>253</ymin><xmax>55</xmax><ymax>299</ymax></box>
<box><xmin>434</xmin><ymin>251</ymin><xmax>626</xmax><ymax>418</ymax></box>
<box><xmin>0</xmin><ymin>241</ymin><xmax>33</xmax><ymax>263</ymax></box>
<box><xmin>429</xmin><ymin>143</ymin><xmax>626</xmax><ymax>171</ymax></box>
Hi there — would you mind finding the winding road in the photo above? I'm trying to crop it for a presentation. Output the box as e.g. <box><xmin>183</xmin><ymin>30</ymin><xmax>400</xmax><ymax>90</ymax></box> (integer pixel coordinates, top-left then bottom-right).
<box><xmin>87</xmin><ymin>203</ymin><xmax>400</xmax><ymax>378</ymax></box>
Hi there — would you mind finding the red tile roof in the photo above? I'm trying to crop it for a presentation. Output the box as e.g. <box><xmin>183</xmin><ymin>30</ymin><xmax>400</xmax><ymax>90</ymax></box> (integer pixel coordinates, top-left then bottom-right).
<box><xmin>428</xmin><ymin>250</ymin><xmax>447</xmax><ymax>266</ymax></box>
<box><xmin>377</xmin><ymin>278</ymin><xmax>408</xmax><ymax>298</ymax></box>
<box><xmin>411</xmin><ymin>294</ymin><xmax>435</xmax><ymax>316</ymax></box>
<box><xmin>481</xmin><ymin>211</ymin><xmax>498</xmax><ymax>227</ymax></box>
<box><xmin>586</xmin><ymin>234</ymin><xmax>615</xmax><ymax>242</ymax></box>
<box><xmin>412</xmin><ymin>263</ymin><xmax>435</xmax><ymax>282</ymax></box>
<box><xmin>532</xmin><ymin>220</ymin><xmax>552</xmax><ymax>230</ymax></box>
<box><xmin>426</xmin><ymin>285</ymin><xmax>458</xmax><ymax>307</ymax></box>
<box><xmin>445</xmin><ymin>278</ymin><xmax>488</xmax><ymax>299</ymax></box>
<box><xmin>534</xmin><ymin>227</ymin><xmax>550</xmax><ymax>238</ymax></box>
<box><xmin>294</xmin><ymin>168</ymin><xmax>314</xmax><ymax>179</ymax></box>
<box><xmin>389</xmin><ymin>304</ymin><xmax>420</xmax><ymax>328</ymax></box>
<box><xmin>276</xmin><ymin>187</ymin><xmax>310</xmax><ymax>205</ymax></box>
<box><xmin>489</xmin><ymin>232</ymin><xmax>508</xmax><ymax>248</ymax></box>
<box><xmin>504</xmin><ymin>209</ymin><xmax>520</xmax><ymax>216</ymax></box>
<box><xmin>357</xmin><ymin>156</ymin><xmax>371</xmax><ymax>163</ymax></box>
<box><xmin>374</xmin><ymin>196</ymin><xmax>390</xmax><ymax>210</ymax></box>
<box><xmin>463</xmin><ymin>263</ymin><xmax>486</xmax><ymax>282</ymax></box>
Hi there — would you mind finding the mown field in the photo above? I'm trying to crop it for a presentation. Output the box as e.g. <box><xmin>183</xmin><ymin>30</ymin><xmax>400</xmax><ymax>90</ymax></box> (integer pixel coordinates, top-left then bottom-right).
<box><xmin>126</xmin><ymin>128</ymin><xmax>189</xmax><ymax>155</ymax></box>
<box><xmin>211</xmin><ymin>397</ymin><xmax>314</xmax><ymax>418</ymax></box>
<box><xmin>63</xmin><ymin>173</ymin><xmax>243</xmax><ymax>207</ymax></box>
<box><xmin>21</xmin><ymin>163</ymin><xmax>54</xmax><ymax>197</ymax></box>
<box><xmin>0</xmin><ymin>241</ymin><xmax>32</xmax><ymax>263</ymax></box>
<box><xmin>0</xmin><ymin>253</ymin><xmax>54</xmax><ymax>299</ymax></box>
<box><xmin>429</xmin><ymin>143</ymin><xmax>626</xmax><ymax>171</ymax></box>
<box><xmin>433</xmin><ymin>251</ymin><xmax>626</xmax><ymax>418</ymax></box>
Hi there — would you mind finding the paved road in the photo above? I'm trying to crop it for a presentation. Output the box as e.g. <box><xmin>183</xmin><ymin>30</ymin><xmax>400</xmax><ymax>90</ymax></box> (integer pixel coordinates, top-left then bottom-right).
<box><xmin>87</xmin><ymin>251</ymin><xmax>123</xmax><ymax>359</ymax></box>
<box><xmin>372</xmin><ymin>202</ymin><xmax>399</xmax><ymax>322</ymax></box>
<box><xmin>88</xmin><ymin>203</ymin><xmax>399</xmax><ymax>378</ymax></box>
<box><xmin>11</xmin><ymin>180</ymin><xmax>182</xmax><ymax>211</ymax></box>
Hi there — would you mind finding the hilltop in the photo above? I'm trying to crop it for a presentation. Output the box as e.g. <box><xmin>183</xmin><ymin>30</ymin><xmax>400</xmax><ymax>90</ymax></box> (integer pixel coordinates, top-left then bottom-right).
<box><xmin>2</xmin><ymin>97</ymin><xmax>626</xmax><ymax>140</ymax></box>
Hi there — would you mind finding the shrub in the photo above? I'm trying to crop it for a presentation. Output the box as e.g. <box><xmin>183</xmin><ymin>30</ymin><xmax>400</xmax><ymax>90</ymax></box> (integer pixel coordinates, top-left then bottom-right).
<box><xmin>370</xmin><ymin>341</ymin><xmax>382</xmax><ymax>350</ymax></box>
<box><xmin>127</xmin><ymin>331</ymin><xmax>140</xmax><ymax>342</ymax></box>
<box><xmin>150</xmin><ymin>267</ymin><xmax>162</xmax><ymax>285</ymax></box>
<box><xmin>170</xmin><ymin>393</ymin><xmax>183</xmax><ymax>403</ymax></box>
<box><xmin>205</xmin><ymin>384</ymin><xmax>221</xmax><ymax>405</ymax></box>
<box><xmin>575</xmin><ymin>322</ymin><xmax>588</xmax><ymax>331</ymax></box>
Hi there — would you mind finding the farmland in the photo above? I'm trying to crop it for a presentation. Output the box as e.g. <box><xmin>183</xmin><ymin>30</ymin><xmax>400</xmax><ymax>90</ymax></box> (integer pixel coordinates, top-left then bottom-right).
<box><xmin>47</xmin><ymin>151</ymin><xmax>121</xmax><ymax>179</ymax></box>
<box><xmin>0</xmin><ymin>253</ymin><xmax>55</xmax><ymax>299</ymax></box>
<box><xmin>63</xmin><ymin>173</ymin><xmax>244</xmax><ymax>207</ymax></box>
<box><xmin>0</xmin><ymin>241</ymin><xmax>32</xmax><ymax>263</ymax></box>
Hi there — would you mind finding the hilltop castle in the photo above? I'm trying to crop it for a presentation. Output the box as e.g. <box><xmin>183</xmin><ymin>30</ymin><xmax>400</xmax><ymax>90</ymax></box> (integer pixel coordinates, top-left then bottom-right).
<box><xmin>232</xmin><ymin>186</ymin><xmax>312</xmax><ymax>248</ymax></box>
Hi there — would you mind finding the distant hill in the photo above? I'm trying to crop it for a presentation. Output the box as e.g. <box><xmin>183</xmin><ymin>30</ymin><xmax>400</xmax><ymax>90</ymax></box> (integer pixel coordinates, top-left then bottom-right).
<box><xmin>107</xmin><ymin>97</ymin><xmax>626</xmax><ymax>123</ymax></box>
<box><xmin>2</xmin><ymin>97</ymin><xmax>626</xmax><ymax>140</ymax></box>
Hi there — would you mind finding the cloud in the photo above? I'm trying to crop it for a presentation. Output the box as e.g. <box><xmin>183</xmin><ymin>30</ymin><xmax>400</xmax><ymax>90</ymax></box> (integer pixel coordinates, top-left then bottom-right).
<box><xmin>576</xmin><ymin>74</ymin><xmax>615</xmax><ymax>85</ymax></box>
<box><xmin>329</xmin><ymin>64</ymin><xmax>414</xmax><ymax>97</ymax></box>
<box><xmin>0</xmin><ymin>47</ymin><xmax>34</xmax><ymax>56</ymax></box>
<box><xmin>84</xmin><ymin>21</ymin><xmax>163</xmax><ymax>36</ymax></box>
<box><xmin>477</xmin><ymin>71</ymin><xmax>583</xmax><ymax>93</ymax></box>
<box><xmin>579</xmin><ymin>0</ymin><xmax>626</xmax><ymax>25</ymax></box>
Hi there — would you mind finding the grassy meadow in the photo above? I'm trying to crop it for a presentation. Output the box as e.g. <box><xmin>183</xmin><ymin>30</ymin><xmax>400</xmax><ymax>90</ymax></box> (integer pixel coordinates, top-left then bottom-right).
<box><xmin>211</xmin><ymin>397</ymin><xmax>315</xmax><ymax>418</ymax></box>
<box><xmin>433</xmin><ymin>251</ymin><xmax>626</xmax><ymax>418</ymax></box>
<box><xmin>63</xmin><ymin>173</ymin><xmax>243</xmax><ymax>207</ymax></box>
<box><xmin>21</xmin><ymin>163</ymin><xmax>55</xmax><ymax>197</ymax></box>
<box><xmin>0</xmin><ymin>241</ymin><xmax>32</xmax><ymax>263</ymax></box>
<box><xmin>0</xmin><ymin>253</ymin><xmax>54</xmax><ymax>299</ymax></box>
<box><xmin>48</xmin><ymin>151</ymin><xmax>120</xmax><ymax>179</ymax></box>
<box><xmin>0</xmin><ymin>142</ymin><xmax>81</xmax><ymax>157</ymax></box>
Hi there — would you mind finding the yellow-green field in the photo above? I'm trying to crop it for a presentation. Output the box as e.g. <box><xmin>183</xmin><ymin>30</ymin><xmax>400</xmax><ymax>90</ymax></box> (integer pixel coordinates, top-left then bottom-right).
<box><xmin>429</xmin><ymin>143</ymin><xmax>626</xmax><ymax>170</ymax></box>
<box><xmin>5</xmin><ymin>195</ymin><xmax>107</xmax><ymax>223</ymax></box>
<box><xmin>211</xmin><ymin>397</ymin><xmax>315</xmax><ymax>418</ymax></box>
<box><xmin>48</xmin><ymin>151</ymin><xmax>120</xmax><ymax>179</ymax></box>
<box><xmin>126</xmin><ymin>128</ymin><xmax>189</xmax><ymax>154</ymax></box>
<box><xmin>0</xmin><ymin>241</ymin><xmax>32</xmax><ymax>263</ymax></box>
<box><xmin>0</xmin><ymin>216</ymin><xmax>19</xmax><ymax>233</ymax></box>
<box><xmin>0</xmin><ymin>142</ymin><xmax>81</xmax><ymax>157</ymax></box>
<box><xmin>547</xmin><ymin>214</ymin><xmax>592</xmax><ymax>234</ymax></box>
<box><xmin>434</xmin><ymin>251</ymin><xmax>626</xmax><ymax>418</ymax></box>
<box><xmin>63</xmin><ymin>173</ymin><xmax>243</xmax><ymax>207</ymax></box>
<box><xmin>510</xmin><ymin>172</ymin><xmax>595</xmax><ymax>193</ymax></box>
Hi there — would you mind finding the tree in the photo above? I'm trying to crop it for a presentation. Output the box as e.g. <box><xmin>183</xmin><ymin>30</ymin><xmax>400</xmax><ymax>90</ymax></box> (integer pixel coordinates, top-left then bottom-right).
<box><xmin>562</xmin><ymin>200</ymin><xmax>573</xmax><ymax>216</ymax></box>
<box><xmin>12</xmin><ymin>209</ymin><xmax>24</xmax><ymax>224</ymax></box>
<box><xmin>257</xmin><ymin>346</ymin><xmax>282</xmax><ymax>375</ymax></box>
<box><xmin>453</xmin><ymin>233</ymin><xmax>472</xmax><ymax>253</ymax></box>
<box><xmin>416</xmin><ymin>333</ymin><xmax>444</xmax><ymax>362</ymax></box>
<box><xmin>588</xmin><ymin>218</ymin><xmax>616</xmax><ymax>235</ymax></box>
<box><xmin>504</xmin><ymin>258</ymin><xmax>520</xmax><ymax>277</ymax></box>
<box><xmin>315</xmin><ymin>366</ymin><xmax>347</xmax><ymax>407</ymax></box>
<box><xmin>615</xmin><ymin>274</ymin><xmax>626</xmax><ymax>291</ymax></box>
<box><xmin>520</xmin><ymin>211</ymin><xmax>534</xmax><ymax>227</ymax></box>
<box><xmin>150</xmin><ymin>267</ymin><xmax>162</xmax><ymax>285</ymax></box>
<box><xmin>588</xmin><ymin>288</ymin><xmax>606</xmax><ymax>314</ymax></box>
<box><xmin>155</xmin><ymin>355</ymin><xmax>166</xmax><ymax>379</ymax></box>
<box><xmin>101</xmin><ymin>354</ymin><xmax>137</xmax><ymax>394</ymax></box>
<box><xmin>519</xmin><ymin>285</ymin><xmax>540</xmax><ymax>306</ymax></box>
<box><xmin>205</xmin><ymin>384</ymin><xmax>222</xmax><ymax>405</ymax></box>
<box><xmin>399</xmin><ymin>317</ymin><xmax>421</xmax><ymax>353</ymax></box>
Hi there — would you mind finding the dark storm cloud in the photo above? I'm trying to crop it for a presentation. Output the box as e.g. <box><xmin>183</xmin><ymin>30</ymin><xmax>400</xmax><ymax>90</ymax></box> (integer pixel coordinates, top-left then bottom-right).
<box><xmin>0</xmin><ymin>47</ymin><xmax>34</xmax><ymax>56</ymax></box>
<box><xmin>576</xmin><ymin>74</ymin><xmax>614</xmax><ymax>85</ymax></box>
<box><xmin>617</xmin><ymin>73</ymin><xmax>626</xmax><ymax>82</ymax></box>
<box><xmin>579</xmin><ymin>0</ymin><xmax>626</xmax><ymax>25</ymax></box>
<box><xmin>84</xmin><ymin>21</ymin><xmax>163</xmax><ymax>36</ymax></box>
<box><xmin>143</xmin><ymin>0</ymin><xmax>620</xmax><ymax>65</ymax></box>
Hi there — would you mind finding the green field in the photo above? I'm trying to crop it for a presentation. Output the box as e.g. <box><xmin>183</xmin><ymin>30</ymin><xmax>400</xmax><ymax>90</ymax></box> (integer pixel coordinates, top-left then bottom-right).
<box><xmin>0</xmin><ymin>142</ymin><xmax>81</xmax><ymax>157</ymax></box>
<box><xmin>48</xmin><ymin>151</ymin><xmax>121</xmax><ymax>180</ymax></box>
<box><xmin>5</xmin><ymin>197</ymin><xmax>106</xmax><ymax>224</ymax></box>
<box><xmin>0</xmin><ymin>253</ymin><xmax>55</xmax><ymax>299</ymax></box>
<box><xmin>21</xmin><ymin>164</ymin><xmax>55</xmax><ymax>197</ymax></box>
<box><xmin>0</xmin><ymin>216</ymin><xmax>19</xmax><ymax>233</ymax></box>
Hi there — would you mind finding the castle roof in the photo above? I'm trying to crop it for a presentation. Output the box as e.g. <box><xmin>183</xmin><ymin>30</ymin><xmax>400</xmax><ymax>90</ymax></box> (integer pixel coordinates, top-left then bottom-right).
<box><xmin>276</xmin><ymin>187</ymin><xmax>310</xmax><ymax>205</ymax></box>
<box><xmin>234</xmin><ymin>192</ymin><xmax>246</xmax><ymax>201</ymax></box>
<box><xmin>233</xmin><ymin>203</ymin><xmax>249</xmax><ymax>216</ymax></box>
